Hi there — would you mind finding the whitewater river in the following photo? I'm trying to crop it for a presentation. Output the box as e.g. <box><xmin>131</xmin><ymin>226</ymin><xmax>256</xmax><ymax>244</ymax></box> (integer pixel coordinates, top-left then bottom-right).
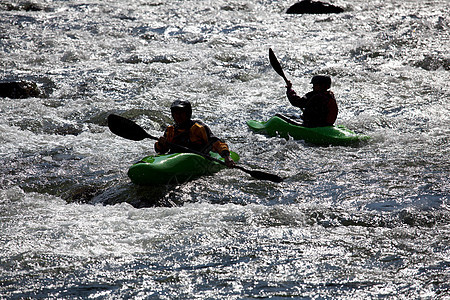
<box><xmin>1</xmin><ymin>0</ymin><xmax>449</xmax><ymax>298</ymax></box>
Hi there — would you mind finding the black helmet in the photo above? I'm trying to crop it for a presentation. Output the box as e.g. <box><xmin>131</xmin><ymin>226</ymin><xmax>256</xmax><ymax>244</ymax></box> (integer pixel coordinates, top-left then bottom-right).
<box><xmin>310</xmin><ymin>75</ymin><xmax>331</xmax><ymax>87</ymax></box>
<box><xmin>170</xmin><ymin>100</ymin><xmax>192</xmax><ymax>118</ymax></box>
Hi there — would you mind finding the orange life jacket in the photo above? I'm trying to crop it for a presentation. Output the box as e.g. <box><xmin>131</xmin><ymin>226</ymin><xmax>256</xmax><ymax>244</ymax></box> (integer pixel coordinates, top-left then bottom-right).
<box><xmin>155</xmin><ymin>120</ymin><xmax>230</xmax><ymax>156</ymax></box>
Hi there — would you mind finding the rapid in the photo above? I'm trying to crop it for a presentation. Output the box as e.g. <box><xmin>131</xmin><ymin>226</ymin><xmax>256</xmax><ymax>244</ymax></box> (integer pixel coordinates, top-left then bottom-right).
<box><xmin>1</xmin><ymin>0</ymin><xmax>449</xmax><ymax>298</ymax></box>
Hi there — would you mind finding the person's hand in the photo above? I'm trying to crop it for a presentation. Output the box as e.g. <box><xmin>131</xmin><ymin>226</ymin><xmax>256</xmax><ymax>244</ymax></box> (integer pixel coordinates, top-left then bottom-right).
<box><xmin>224</xmin><ymin>156</ymin><xmax>236</xmax><ymax>168</ymax></box>
<box><xmin>285</xmin><ymin>80</ymin><xmax>292</xmax><ymax>90</ymax></box>
<box><xmin>157</xmin><ymin>136</ymin><xmax>167</xmax><ymax>147</ymax></box>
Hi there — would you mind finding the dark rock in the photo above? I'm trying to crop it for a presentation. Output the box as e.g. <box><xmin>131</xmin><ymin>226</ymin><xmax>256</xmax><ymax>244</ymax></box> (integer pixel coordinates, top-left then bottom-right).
<box><xmin>0</xmin><ymin>80</ymin><xmax>42</xmax><ymax>98</ymax></box>
<box><xmin>413</xmin><ymin>55</ymin><xmax>450</xmax><ymax>71</ymax></box>
<box><xmin>286</xmin><ymin>0</ymin><xmax>344</xmax><ymax>14</ymax></box>
<box><xmin>2</xmin><ymin>1</ymin><xmax>43</xmax><ymax>11</ymax></box>
<box><xmin>64</xmin><ymin>185</ymin><xmax>102</xmax><ymax>204</ymax></box>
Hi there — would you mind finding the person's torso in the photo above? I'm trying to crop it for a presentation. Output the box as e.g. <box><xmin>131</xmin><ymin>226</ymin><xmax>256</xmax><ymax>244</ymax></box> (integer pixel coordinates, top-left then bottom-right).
<box><xmin>168</xmin><ymin>120</ymin><xmax>212</xmax><ymax>152</ymax></box>
<box><xmin>303</xmin><ymin>91</ymin><xmax>337</xmax><ymax>127</ymax></box>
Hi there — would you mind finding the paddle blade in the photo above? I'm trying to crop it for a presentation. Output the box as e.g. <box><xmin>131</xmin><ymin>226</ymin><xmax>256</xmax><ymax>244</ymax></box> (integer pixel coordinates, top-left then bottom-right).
<box><xmin>269</xmin><ymin>48</ymin><xmax>287</xmax><ymax>82</ymax></box>
<box><xmin>236</xmin><ymin>166</ymin><xmax>284</xmax><ymax>183</ymax></box>
<box><xmin>248</xmin><ymin>170</ymin><xmax>284</xmax><ymax>183</ymax></box>
<box><xmin>107</xmin><ymin>114</ymin><xmax>156</xmax><ymax>141</ymax></box>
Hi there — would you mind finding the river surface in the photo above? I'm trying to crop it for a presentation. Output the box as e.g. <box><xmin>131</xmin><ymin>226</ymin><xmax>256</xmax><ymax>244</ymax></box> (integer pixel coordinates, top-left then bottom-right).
<box><xmin>1</xmin><ymin>0</ymin><xmax>449</xmax><ymax>298</ymax></box>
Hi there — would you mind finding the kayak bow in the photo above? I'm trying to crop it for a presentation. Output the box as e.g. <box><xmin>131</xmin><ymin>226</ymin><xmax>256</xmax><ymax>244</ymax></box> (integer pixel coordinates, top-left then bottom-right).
<box><xmin>127</xmin><ymin>151</ymin><xmax>240</xmax><ymax>185</ymax></box>
<box><xmin>247</xmin><ymin>115</ymin><xmax>370</xmax><ymax>146</ymax></box>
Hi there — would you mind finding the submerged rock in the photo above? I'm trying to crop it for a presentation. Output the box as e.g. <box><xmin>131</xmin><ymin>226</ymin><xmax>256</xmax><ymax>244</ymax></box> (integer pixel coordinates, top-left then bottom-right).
<box><xmin>0</xmin><ymin>80</ymin><xmax>42</xmax><ymax>98</ymax></box>
<box><xmin>286</xmin><ymin>0</ymin><xmax>344</xmax><ymax>14</ymax></box>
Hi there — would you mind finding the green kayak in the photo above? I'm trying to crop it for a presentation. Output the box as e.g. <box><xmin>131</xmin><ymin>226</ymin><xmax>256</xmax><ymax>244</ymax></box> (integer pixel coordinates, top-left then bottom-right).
<box><xmin>246</xmin><ymin>115</ymin><xmax>370</xmax><ymax>146</ymax></box>
<box><xmin>128</xmin><ymin>151</ymin><xmax>240</xmax><ymax>185</ymax></box>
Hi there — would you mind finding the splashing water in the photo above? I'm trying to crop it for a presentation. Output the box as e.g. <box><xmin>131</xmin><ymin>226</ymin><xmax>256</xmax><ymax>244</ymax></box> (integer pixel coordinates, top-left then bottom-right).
<box><xmin>1</xmin><ymin>0</ymin><xmax>449</xmax><ymax>298</ymax></box>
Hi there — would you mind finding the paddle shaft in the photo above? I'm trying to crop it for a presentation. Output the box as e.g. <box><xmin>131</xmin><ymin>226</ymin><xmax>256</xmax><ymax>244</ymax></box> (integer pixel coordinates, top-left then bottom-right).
<box><xmin>107</xmin><ymin>114</ymin><xmax>283</xmax><ymax>182</ymax></box>
<box><xmin>142</xmin><ymin>132</ymin><xmax>280</xmax><ymax>181</ymax></box>
<box><xmin>269</xmin><ymin>49</ymin><xmax>305</xmax><ymax>113</ymax></box>
<box><xmin>146</xmin><ymin>134</ymin><xmax>232</xmax><ymax>168</ymax></box>
<box><xmin>160</xmin><ymin>138</ymin><xmax>282</xmax><ymax>182</ymax></box>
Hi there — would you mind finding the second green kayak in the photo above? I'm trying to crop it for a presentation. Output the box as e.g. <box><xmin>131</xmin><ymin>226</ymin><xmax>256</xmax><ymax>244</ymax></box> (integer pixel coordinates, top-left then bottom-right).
<box><xmin>246</xmin><ymin>115</ymin><xmax>370</xmax><ymax>146</ymax></box>
<box><xmin>128</xmin><ymin>151</ymin><xmax>240</xmax><ymax>185</ymax></box>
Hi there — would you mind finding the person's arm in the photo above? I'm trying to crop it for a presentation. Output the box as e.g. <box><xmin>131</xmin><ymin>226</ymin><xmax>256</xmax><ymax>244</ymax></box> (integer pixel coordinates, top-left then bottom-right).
<box><xmin>211</xmin><ymin>139</ymin><xmax>235</xmax><ymax>167</ymax></box>
<box><xmin>286</xmin><ymin>81</ymin><xmax>306</xmax><ymax>110</ymax></box>
<box><xmin>191</xmin><ymin>122</ymin><xmax>235</xmax><ymax>167</ymax></box>
<box><xmin>154</xmin><ymin>126</ymin><xmax>174</xmax><ymax>154</ymax></box>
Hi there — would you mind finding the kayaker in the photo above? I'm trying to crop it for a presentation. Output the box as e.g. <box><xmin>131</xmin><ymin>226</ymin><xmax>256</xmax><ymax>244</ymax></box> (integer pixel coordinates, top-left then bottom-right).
<box><xmin>155</xmin><ymin>100</ymin><xmax>236</xmax><ymax>167</ymax></box>
<box><xmin>285</xmin><ymin>75</ymin><xmax>338</xmax><ymax>127</ymax></box>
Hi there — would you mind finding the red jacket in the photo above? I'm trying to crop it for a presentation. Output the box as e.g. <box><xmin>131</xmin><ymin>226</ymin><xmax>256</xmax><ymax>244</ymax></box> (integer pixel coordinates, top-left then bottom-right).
<box><xmin>287</xmin><ymin>88</ymin><xmax>338</xmax><ymax>127</ymax></box>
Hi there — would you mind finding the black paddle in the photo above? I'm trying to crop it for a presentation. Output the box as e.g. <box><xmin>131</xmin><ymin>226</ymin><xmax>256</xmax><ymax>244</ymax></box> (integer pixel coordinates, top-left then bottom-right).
<box><xmin>269</xmin><ymin>48</ymin><xmax>289</xmax><ymax>85</ymax></box>
<box><xmin>269</xmin><ymin>48</ymin><xmax>305</xmax><ymax>115</ymax></box>
<box><xmin>107</xmin><ymin>114</ymin><xmax>283</xmax><ymax>183</ymax></box>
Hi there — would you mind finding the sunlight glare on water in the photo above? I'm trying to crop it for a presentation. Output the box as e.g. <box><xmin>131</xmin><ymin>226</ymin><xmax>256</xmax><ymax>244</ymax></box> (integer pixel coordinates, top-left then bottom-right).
<box><xmin>1</xmin><ymin>0</ymin><xmax>449</xmax><ymax>298</ymax></box>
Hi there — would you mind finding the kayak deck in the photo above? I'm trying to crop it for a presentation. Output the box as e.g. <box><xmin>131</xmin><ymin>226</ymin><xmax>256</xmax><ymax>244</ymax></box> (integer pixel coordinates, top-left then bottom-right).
<box><xmin>247</xmin><ymin>115</ymin><xmax>370</xmax><ymax>146</ymax></box>
<box><xmin>128</xmin><ymin>151</ymin><xmax>240</xmax><ymax>185</ymax></box>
